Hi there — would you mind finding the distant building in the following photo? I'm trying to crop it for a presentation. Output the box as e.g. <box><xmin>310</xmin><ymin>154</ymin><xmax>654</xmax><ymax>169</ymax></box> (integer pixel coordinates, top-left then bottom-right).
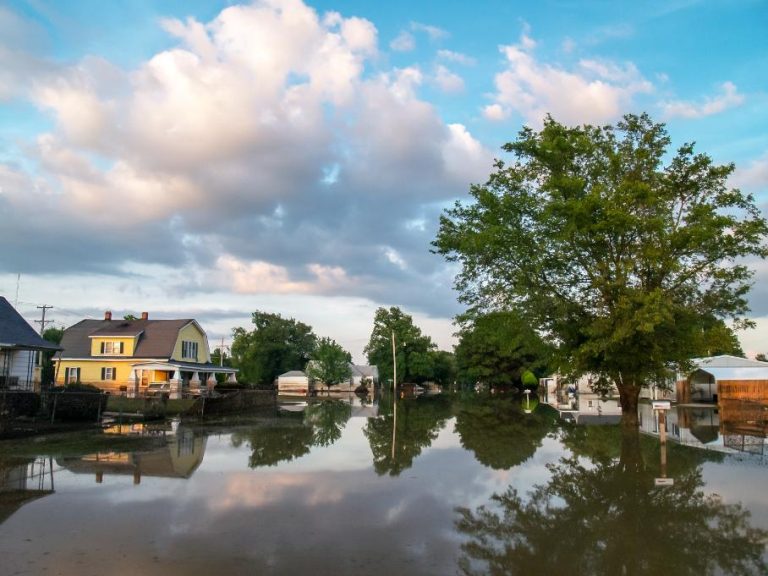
<box><xmin>675</xmin><ymin>355</ymin><xmax>768</xmax><ymax>404</ymax></box>
<box><xmin>277</xmin><ymin>370</ymin><xmax>310</xmax><ymax>396</ymax></box>
<box><xmin>54</xmin><ymin>311</ymin><xmax>237</xmax><ymax>398</ymax></box>
<box><xmin>278</xmin><ymin>364</ymin><xmax>379</xmax><ymax>396</ymax></box>
<box><xmin>0</xmin><ymin>297</ymin><xmax>61</xmax><ymax>391</ymax></box>
<box><xmin>540</xmin><ymin>372</ymin><xmax>622</xmax><ymax>418</ymax></box>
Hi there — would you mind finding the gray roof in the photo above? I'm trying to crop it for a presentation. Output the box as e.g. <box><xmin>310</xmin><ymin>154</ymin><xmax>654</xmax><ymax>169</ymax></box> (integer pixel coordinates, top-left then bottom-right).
<box><xmin>59</xmin><ymin>318</ymin><xmax>193</xmax><ymax>359</ymax></box>
<box><xmin>350</xmin><ymin>364</ymin><xmax>378</xmax><ymax>379</ymax></box>
<box><xmin>693</xmin><ymin>355</ymin><xmax>768</xmax><ymax>368</ymax></box>
<box><xmin>0</xmin><ymin>297</ymin><xmax>61</xmax><ymax>351</ymax></box>
<box><xmin>278</xmin><ymin>370</ymin><xmax>307</xmax><ymax>378</ymax></box>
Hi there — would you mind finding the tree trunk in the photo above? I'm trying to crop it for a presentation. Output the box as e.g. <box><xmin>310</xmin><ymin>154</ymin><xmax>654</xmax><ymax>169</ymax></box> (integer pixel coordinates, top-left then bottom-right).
<box><xmin>618</xmin><ymin>380</ymin><xmax>641</xmax><ymax>429</ymax></box>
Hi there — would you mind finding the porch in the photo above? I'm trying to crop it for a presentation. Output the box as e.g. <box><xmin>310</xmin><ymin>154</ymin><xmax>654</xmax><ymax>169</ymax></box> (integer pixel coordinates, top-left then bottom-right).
<box><xmin>126</xmin><ymin>362</ymin><xmax>238</xmax><ymax>399</ymax></box>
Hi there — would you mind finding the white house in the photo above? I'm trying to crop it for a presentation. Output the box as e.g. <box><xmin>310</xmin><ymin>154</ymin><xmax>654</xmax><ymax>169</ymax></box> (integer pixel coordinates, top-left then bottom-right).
<box><xmin>540</xmin><ymin>372</ymin><xmax>621</xmax><ymax>417</ymax></box>
<box><xmin>277</xmin><ymin>371</ymin><xmax>310</xmax><ymax>396</ymax></box>
<box><xmin>0</xmin><ymin>297</ymin><xmax>61</xmax><ymax>391</ymax></box>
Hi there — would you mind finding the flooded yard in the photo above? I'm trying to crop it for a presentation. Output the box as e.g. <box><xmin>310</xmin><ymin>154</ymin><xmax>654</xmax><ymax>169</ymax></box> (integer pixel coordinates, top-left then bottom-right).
<box><xmin>1</xmin><ymin>394</ymin><xmax>767</xmax><ymax>575</ymax></box>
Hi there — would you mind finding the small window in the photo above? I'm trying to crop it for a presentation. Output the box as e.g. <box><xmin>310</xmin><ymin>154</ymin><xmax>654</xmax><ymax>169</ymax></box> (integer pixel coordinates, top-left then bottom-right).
<box><xmin>65</xmin><ymin>367</ymin><xmax>80</xmax><ymax>384</ymax></box>
<box><xmin>181</xmin><ymin>341</ymin><xmax>198</xmax><ymax>360</ymax></box>
<box><xmin>100</xmin><ymin>341</ymin><xmax>124</xmax><ymax>355</ymax></box>
<box><xmin>101</xmin><ymin>367</ymin><xmax>116</xmax><ymax>381</ymax></box>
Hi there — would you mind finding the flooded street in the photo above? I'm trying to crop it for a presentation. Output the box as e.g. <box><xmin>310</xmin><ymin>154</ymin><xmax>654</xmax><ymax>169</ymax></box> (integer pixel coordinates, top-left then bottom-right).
<box><xmin>1</xmin><ymin>394</ymin><xmax>767</xmax><ymax>575</ymax></box>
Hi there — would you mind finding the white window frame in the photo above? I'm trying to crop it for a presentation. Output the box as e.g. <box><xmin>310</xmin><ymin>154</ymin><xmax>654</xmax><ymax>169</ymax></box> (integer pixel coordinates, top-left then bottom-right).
<box><xmin>65</xmin><ymin>367</ymin><xmax>80</xmax><ymax>384</ymax></box>
<box><xmin>100</xmin><ymin>341</ymin><xmax>124</xmax><ymax>355</ymax></box>
<box><xmin>181</xmin><ymin>340</ymin><xmax>198</xmax><ymax>360</ymax></box>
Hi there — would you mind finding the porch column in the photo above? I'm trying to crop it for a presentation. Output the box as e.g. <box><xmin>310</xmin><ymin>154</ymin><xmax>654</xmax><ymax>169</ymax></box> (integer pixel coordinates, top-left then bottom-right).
<box><xmin>227</xmin><ymin>372</ymin><xmax>238</xmax><ymax>383</ymax></box>
<box><xmin>126</xmin><ymin>369</ymin><xmax>139</xmax><ymax>398</ymax></box>
<box><xmin>169</xmin><ymin>368</ymin><xmax>182</xmax><ymax>400</ymax></box>
<box><xmin>190</xmin><ymin>371</ymin><xmax>201</xmax><ymax>395</ymax></box>
<box><xmin>206</xmin><ymin>373</ymin><xmax>217</xmax><ymax>392</ymax></box>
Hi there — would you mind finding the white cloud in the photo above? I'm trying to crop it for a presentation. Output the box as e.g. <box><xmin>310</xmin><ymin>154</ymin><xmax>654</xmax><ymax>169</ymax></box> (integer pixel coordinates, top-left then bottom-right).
<box><xmin>433</xmin><ymin>65</ymin><xmax>464</xmax><ymax>93</ymax></box>
<box><xmin>436</xmin><ymin>49</ymin><xmax>475</xmax><ymax>66</ymax></box>
<box><xmin>731</xmin><ymin>153</ymin><xmax>768</xmax><ymax>193</ymax></box>
<box><xmin>390</xmin><ymin>31</ymin><xmax>415</xmax><ymax>52</ymax></box>
<box><xmin>661</xmin><ymin>81</ymin><xmax>745</xmax><ymax>119</ymax></box>
<box><xmin>410</xmin><ymin>21</ymin><xmax>448</xmax><ymax>41</ymax></box>
<box><xmin>3</xmin><ymin>0</ymin><xmax>494</xmax><ymax>328</ymax></box>
<box><xmin>484</xmin><ymin>29</ymin><xmax>653</xmax><ymax>127</ymax></box>
<box><xmin>215</xmin><ymin>255</ymin><xmax>355</xmax><ymax>295</ymax></box>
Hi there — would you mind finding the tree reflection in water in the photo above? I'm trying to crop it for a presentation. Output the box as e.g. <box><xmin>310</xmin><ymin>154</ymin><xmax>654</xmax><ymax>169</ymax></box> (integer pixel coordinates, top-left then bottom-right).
<box><xmin>456</xmin><ymin>417</ymin><xmax>767</xmax><ymax>576</ymax></box>
<box><xmin>231</xmin><ymin>399</ymin><xmax>352</xmax><ymax>468</ymax></box>
<box><xmin>304</xmin><ymin>399</ymin><xmax>352</xmax><ymax>447</ymax></box>
<box><xmin>364</xmin><ymin>393</ymin><xmax>452</xmax><ymax>476</ymax></box>
<box><xmin>454</xmin><ymin>395</ymin><xmax>555</xmax><ymax>470</ymax></box>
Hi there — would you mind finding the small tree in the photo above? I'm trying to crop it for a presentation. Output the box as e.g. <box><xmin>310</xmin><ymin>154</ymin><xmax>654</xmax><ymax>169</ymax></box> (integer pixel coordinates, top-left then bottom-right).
<box><xmin>306</xmin><ymin>337</ymin><xmax>352</xmax><ymax>394</ymax></box>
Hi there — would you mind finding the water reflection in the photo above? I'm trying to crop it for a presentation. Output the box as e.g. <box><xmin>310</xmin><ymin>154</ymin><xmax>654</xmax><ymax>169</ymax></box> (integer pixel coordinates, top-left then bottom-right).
<box><xmin>364</xmin><ymin>392</ymin><xmax>452</xmax><ymax>475</ymax></box>
<box><xmin>639</xmin><ymin>400</ymin><xmax>768</xmax><ymax>458</ymax></box>
<box><xmin>57</xmin><ymin>427</ymin><xmax>207</xmax><ymax>483</ymax></box>
<box><xmin>2</xmin><ymin>395</ymin><xmax>768</xmax><ymax>575</ymax></box>
<box><xmin>456</xmin><ymin>424</ymin><xmax>767</xmax><ymax>575</ymax></box>
<box><xmin>0</xmin><ymin>457</ymin><xmax>55</xmax><ymax>524</ymax></box>
<box><xmin>454</xmin><ymin>395</ymin><xmax>555</xmax><ymax>470</ymax></box>
<box><xmin>230</xmin><ymin>399</ymin><xmax>353</xmax><ymax>468</ymax></box>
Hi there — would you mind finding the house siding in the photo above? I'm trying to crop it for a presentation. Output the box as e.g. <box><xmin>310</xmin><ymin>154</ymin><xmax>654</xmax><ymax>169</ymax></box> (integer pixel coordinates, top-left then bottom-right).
<box><xmin>89</xmin><ymin>336</ymin><xmax>137</xmax><ymax>357</ymax></box>
<box><xmin>171</xmin><ymin>323</ymin><xmax>210</xmax><ymax>363</ymax></box>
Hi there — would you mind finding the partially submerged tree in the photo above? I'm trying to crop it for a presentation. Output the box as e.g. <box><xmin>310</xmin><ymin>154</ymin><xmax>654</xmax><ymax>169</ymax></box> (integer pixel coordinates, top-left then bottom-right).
<box><xmin>364</xmin><ymin>307</ymin><xmax>437</xmax><ymax>384</ymax></box>
<box><xmin>434</xmin><ymin>114</ymin><xmax>767</xmax><ymax>423</ymax></box>
<box><xmin>454</xmin><ymin>310</ymin><xmax>552</xmax><ymax>390</ymax></box>
<box><xmin>306</xmin><ymin>337</ymin><xmax>352</xmax><ymax>393</ymax></box>
<box><xmin>231</xmin><ymin>311</ymin><xmax>317</xmax><ymax>386</ymax></box>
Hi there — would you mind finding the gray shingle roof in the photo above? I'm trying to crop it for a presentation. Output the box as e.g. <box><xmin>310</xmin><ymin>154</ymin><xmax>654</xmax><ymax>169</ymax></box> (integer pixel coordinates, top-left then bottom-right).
<box><xmin>59</xmin><ymin>318</ymin><xmax>193</xmax><ymax>359</ymax></box>
<box><xmin>0</xmin><ymin>297</ymin><xmax>61</xmax><ymax>351</ymax></box>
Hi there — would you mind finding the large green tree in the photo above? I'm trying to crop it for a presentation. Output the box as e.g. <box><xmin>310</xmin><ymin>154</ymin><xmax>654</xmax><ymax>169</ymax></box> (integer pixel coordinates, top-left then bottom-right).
<box><xmin>364</xmin><ymin>306</ymin><xmax>437</xmax><ymax>384</ymax></box>
<box><xmin>434</xmin><ymin>114</ymin><xmax>767</xmax><ymax>423</ymax></box>
<box><xmin>454</xmin><ymin>311</ymin><xmax>552</xmax><ymax>390</ymax></box>
<box><xmin>306</xmin><ymin>337</ymin><xmax>352</xmax><ymax>393</ymax></box>
<box><xmin>231</xmin><ymin>311</ymin><xmax>317</xmax><ymax>386</ymax></box>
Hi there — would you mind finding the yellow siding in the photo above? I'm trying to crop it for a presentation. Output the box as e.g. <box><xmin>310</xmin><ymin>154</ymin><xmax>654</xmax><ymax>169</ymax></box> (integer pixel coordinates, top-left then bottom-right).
<box><xmin>54</xmin><ymin>359</ymin><xmax>136</xmax><ymax>393</ymax></box>
<box><xmin>170</xmin><ymin>323</ymin><xmax>210</xmax><ymax>363</ymax></box>
<box><xmin>90</xmin><ymin>337</ymin><xmax>136</xmax><ymax>357</ymax></box>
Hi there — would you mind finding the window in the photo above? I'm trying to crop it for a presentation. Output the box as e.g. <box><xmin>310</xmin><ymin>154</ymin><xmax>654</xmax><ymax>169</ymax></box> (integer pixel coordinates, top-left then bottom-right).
<box><xmin>65</xmin><ymin>367</ymin><xmax>80</xmax><ymax>384</ymax></box>
<box><xmin>101</xmin><ymin>367</ymin><xmax>116</xmax><ymax>381</ymax></box>
<box><xmin>99</xmin><ymin>341</ymin><xmax>124</xmax><ymax>355</ymax></box>
<box><xmin>181</xmin><ymin>340</ymin><xmax>198</xmax><ymax>360</ymax></box>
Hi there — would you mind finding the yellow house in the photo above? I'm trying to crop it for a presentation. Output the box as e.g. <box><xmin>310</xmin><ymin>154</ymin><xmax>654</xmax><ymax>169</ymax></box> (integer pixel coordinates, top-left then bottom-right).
<box><xmin>55</xmin><ymin>311</ymin><xmax>237</xmax><ymax>398</ymax></box>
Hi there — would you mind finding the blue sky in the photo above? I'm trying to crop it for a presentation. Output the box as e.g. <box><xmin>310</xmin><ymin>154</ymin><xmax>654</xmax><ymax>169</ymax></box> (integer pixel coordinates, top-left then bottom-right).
<box><xmin>1</xmin><ymin>0</ymin><xmax>767</xmax><ymax>360</ymax></box>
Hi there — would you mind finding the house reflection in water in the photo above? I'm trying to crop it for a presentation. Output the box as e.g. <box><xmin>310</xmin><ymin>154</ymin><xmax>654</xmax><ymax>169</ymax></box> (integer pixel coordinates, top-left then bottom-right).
<box><xmin>639</xmin><ymin>401</ymin><xmax>768</xmax><ymax>457</ymax></box>
<box><xmin>541</xmin><ymin>373</ymin><xmax>623</xmax><ymax>424</ymax></box>
<box><xmin>57</xmin><ymin>427</ymin><xmax>207</xmax><ymax>484</ymax></box>
<box><xmin>0</xmin><ymin>457</ymin><xmax>55</xmax><ymax>524</ymax></box>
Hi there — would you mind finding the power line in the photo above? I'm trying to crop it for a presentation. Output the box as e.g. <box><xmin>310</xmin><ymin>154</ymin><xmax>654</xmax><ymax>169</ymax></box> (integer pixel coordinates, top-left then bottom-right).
<box><xmin>35</xmin><ymin>305</ymin><xmax>54</xmax><ymax>336</ymax></box>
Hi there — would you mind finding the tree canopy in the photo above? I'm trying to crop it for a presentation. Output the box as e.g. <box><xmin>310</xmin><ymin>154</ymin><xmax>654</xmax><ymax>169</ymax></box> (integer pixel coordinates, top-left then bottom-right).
<box><xmin>364</xmin><ymin>306</ymin><xmax>437</xmax><ymax>384</ymax></box>
<box><xmin>434</xmin><ymin>114</ymin><xmax>767</xmax><ymax>417</ymax></box>
<box><xmin>454</xmin><ymin>310</ymin><xmax>552</xmax><ymax>390</ymax></box>
<box><xmin>231</xmin><ymin>311</ymin><xmax>317</xmax><ymax>386</ymax></box>
<box><xmin>306</xmin><ymin>337</ymin><xmax>352</xmax><ymax>392</ymax></box>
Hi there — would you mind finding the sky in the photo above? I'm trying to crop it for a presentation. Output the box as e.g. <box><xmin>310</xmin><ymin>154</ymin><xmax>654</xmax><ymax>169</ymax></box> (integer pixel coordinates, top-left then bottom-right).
<box><xmin>1</xmin><ymin>0</ymin><xmax>767</xmax><ymax>362</ymax></box>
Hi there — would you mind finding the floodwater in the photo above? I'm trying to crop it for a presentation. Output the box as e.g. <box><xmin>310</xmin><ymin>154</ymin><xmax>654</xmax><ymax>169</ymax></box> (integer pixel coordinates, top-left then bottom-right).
<box><xmin>1</xmin><ymin>393</ymin><xmax>767</xmax><ymax>576</ymax></box>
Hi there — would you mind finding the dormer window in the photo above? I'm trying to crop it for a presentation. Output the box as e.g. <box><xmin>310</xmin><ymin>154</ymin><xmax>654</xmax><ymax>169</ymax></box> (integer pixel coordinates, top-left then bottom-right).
<box><xmin>181</xmin><ymin>340</ymin><xmax>198</xmax><ymax>360</ymax></box>
<box><xmin>100</xmin><ymin>341</ymin><xmax>124</xmax><ymax>355</ymax></box>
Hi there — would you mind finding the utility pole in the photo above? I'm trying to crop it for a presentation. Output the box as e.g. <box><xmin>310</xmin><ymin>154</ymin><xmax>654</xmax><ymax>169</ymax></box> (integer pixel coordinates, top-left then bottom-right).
<box><xmin>220</xmin><ymin>337</ymin><xmax>226</xmax><ymax>367</ymax></box>
<box><xmin>35</xmin><ymin>305</ymin><xmax>54</xmax><ymax>336</ymax></box>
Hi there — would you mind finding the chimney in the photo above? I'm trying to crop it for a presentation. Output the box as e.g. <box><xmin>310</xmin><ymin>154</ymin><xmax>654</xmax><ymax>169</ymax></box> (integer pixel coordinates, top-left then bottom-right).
<box><xmin>141</xmin><ymin>312</ymin><xmax>149</xmax><ymax>320</ymax></box>
<box><xmin>105</xmin><ymin>311</ymin><xmax>112</xmax><ymax>321</ymax></box>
